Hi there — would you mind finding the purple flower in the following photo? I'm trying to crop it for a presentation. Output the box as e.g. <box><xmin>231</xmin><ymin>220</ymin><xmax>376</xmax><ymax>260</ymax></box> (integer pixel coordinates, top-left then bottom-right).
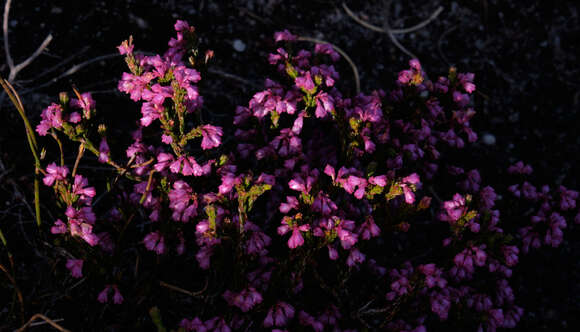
<box><xmin>346</xmin><ymin>248</ymin><xmax>366</xmax><ymax>267</ymax></box>
<box><xmin>278</xmin><ymin>217</ymin><xmax>310</xmax><ymax>249</ymax></box>
<box><xmin>70</xmin><ymin>92</ymin><xmax>95</xmax><ymax>115</ymax></box>
<box><xmin>314</xmin><ymin>43</ymin><xmax>340</xmax><ymax>62</ymax></box>
<box><xmin>369</xmin><ymin>175</ymin><xmax>387</xmax><ymax>187</ymax></box>
<box><xmin>97</xmin><ymin>286</ymin><xmax>110</xmax><ymax>303</ymax></box>
<box><xmin>117</xmin><ymin>39</ymin><xmax>134</xmax><ymax>55</ymax></box>
<box><xmin>98</xmin><ymin>138</ymin><xmax>110</xmax><ymax>163</ymax></box>
<box><xmin>312</xmin><ymin>192</ymin><xmax>337</xmax><ymax>215</ymax></box>
<box><xmin>479</xmin><ymin>186</ymin><xmax>497</xmax><ymax>209</ymax></box>
<box><xmin>36</xmin><ymin>103</ymin><xmax>64</xmax><ymax>136</ymax></box>
<box><xmin>295</xmin><ymin>72</ymin><xmax>315</xmax><ymax>93</ymax></box>
<box><xmin>223</xmin><ymin>287</ymin><xmax>263</xmax><ymax>312</ymax></box>
<box><xmin>50</xmin><ymin>219</ymin><xmax>67</xmax><ymax>234</ymax></box>
<box><xmin>43</xmin><ymin>163</ymin><xmax>69</xmax><ymax>186</ymax></box>
<box><xmin>440</xmin><ymin>193</ymin><xmax>467</xmax><ymax>223</ymax></box>
<box><xmin>200</xmin><ymin>124</ymin><xmax>223</xmax><ymax>150</ymax></box>
<box><xmin>314</xmin><ymin>92</ymin><xmax>334</xmax><ymax>118</ymax></box>
<box><xmin>112</xmin><ymin>285</ymin><xmax>124</xmax><ymax>304</ymax></box>
<box><xmin>279</xmin><ymin>196</ymin><xmax>299</xmax><ymax>214</ymax></box>
<box><xmin>144</xmin><ymin>231</ymin><xmax>165</xmax><ymax>254</ymax></box>
<box><xmin>274</xmin><ymin>29</ymin><xmax>297</xmax><ymax>42</ymax></box>
<box><xmin>168</xmin><ymin>180</ymin><xmax>197</xmax><ymax>222</ymax></box>
<box><xmin>65</xmin><ymin>259</ymin><xmax>83</xmax><ymax>278</ymax></box>
<box><xmin>264</xmin><ymin>302</ymin><xmax>295</xmax><ymax>327</ymax></box>
<box><xmin>118</xmin><ymin>72</ymin><xmax>154</xmax><ymax>101</ymax></box>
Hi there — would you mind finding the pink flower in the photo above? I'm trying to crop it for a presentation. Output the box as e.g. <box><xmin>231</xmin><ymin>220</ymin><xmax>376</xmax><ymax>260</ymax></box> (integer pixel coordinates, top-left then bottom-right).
<box><xmin>144</xmin><ymin>231</ymin><xmax>165</xmax><ymax>254</ymax></box>
<box><xmin>274</xmin><ymin>29</ymin><xmax>297</xmax><ymax>42</ymax></box>
<box><xmin>346</xmin><ymin>248</ymin><xmax>366</xmax><ymax>267</ymax></box>
<box><xmin>278</xmin><ymin>218</ymin><xmax>310</xmax><ymax>249</ymax></box>
<box><xmin>314</xmin><ymin>92</ymin><xmax>334</xmax><ymax>118</ymax></box>
<box><xmin>264</xmin><ymin>302</ymin><xmax>295</xmax><ymax>327</ymax></box>
<box><xmin>279</xmin><ymin>196</ymin><xmax>299</xmax><ymax>214</ymax></box>
<box><xmin>200</xmin><ymin>125</ymin><xmax>223</xmax><ymax>150</ymax></box>
<box><xmin>369</xmin><ymin>175</ymin><xmax>387</xmax><ymax>187</ymax></box>
<box><xmin>36</xmin><ymin>104</ymin><xmax>64</xmax><ymax>136</ymax></box>
<box><xmin>314</xmin><ymin>43</ymin><xmax>340</xmax><ymax>62</ymax></box>
<box><xmin>117</xmin><ymin>39</ymin><xmax>134</xmax><ymax>55</ymax></box>
<box><xmin>295</xmin><ymin>72</ymin><xmax>315</xmax><ymax>92</ymax></box>
<box><xmin>97</xmin><ymin>286</ymin><xmax>110</xmax><ymax>303</ymax></box>
<box><xmin>70</xmin><ymin>92</ymin><xmax>95</xmax><ymax>115</ymax></box>
<box><xmin>98</xmin><ymin>138</ymin><xmax>110</xmax><ymax>163</ymax></box>
<box><xmin>50</xmin><ymin>219</ymin><xmax>67</xmax><ymax>234</ymax></box>
<box><xmin>112</xmin><ymin>285</ymin><xmax>124</xmax><ymax>304</ymax></box>
<box><xmin>43</xmin><ymin>163</ymin><xmax>69</xmax><ymax>186</ymax></box>
<box><xmin>65</xmin><ymin>259</ymin><xmax>83</xmax><ymax>278</ymax></box>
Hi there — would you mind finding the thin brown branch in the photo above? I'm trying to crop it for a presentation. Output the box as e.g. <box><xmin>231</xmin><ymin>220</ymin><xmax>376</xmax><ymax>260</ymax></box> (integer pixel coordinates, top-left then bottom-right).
<box><xmin>342</xmin><ymin>3</ymin><xmax>443</xmax><ymax>35</ymax></box>
<box><xmin>16</xmin><ymin>314</ymin><xmax>71</xmax><ymax>332</ymax></box>
<box><xmin>0</xmin><ymin>262</ymin><xmax>25</xmax><ymax>323</ymax></box>
<box><xmin>3</xmin><ymin>0</ymin><xmax>14</xmax><ymax>69</ymax></box>
<box><xmin>71</xmin><ymin>143</ymin><xmax>85</xmax><ymax>178</ymax></box>
<box><xmin>8</xmin><ymin>34</ymin><xmax>53</xmax><ymax>82</ymax></box>
<box><xmin>159</xmin><ymin>279</ymin><xmax>208</xmax><ymax>298</ymax></box>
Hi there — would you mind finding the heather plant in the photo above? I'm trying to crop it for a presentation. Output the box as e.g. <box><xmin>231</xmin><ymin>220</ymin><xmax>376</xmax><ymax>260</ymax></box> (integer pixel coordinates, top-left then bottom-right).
<box><xmin>2</xmin><ymin>21</ymin><xmax>579</xmax><ymax>331</ymax></box>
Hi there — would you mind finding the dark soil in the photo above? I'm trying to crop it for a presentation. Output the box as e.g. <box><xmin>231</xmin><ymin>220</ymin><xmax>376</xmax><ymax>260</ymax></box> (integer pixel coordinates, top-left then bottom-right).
<box><xmin>1</xmin><ymin>0</ymin><xmax>578</xmax><ymax>331</ymax></box>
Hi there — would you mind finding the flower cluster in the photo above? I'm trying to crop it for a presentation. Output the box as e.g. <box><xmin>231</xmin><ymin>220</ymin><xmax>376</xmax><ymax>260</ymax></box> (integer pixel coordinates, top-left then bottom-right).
<box><xmin>29</xmin><ymin>21</ymin><xmax>579</xmax><ymax>332</ymax></box>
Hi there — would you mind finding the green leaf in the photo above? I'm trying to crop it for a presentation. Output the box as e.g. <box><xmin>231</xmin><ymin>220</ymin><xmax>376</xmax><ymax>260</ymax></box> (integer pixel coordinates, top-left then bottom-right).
<box><xmin>149</xmin><ymin>307</ymin><xmax>167</xmax><ymax>332</ymax></box>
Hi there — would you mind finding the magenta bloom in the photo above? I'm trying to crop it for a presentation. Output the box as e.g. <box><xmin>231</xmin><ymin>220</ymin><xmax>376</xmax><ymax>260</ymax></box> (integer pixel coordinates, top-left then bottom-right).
<box><xmin>98</xmin><ymin>138</ymin><xmax>110</xmax><ymax>163</ymax></box>
<box><xmin>264</xmin><ymin>302</ymin><xmax>295</xmax><ymax>327</ymax></box>
<box><xmin>295</xmin><ymin>72</ymin><xmax>315</xmax><ymax>92</ymax></box>
<box><xmin>50</xmin><ymin>219</ymin><xmax>67</xmax><ymax>234</ymax></box>
<box><xmin>117</xmin><ymin>39</ymin><xmax>134</xmax><ymax>55</ymax></box>
<box><xmin>65</xmin><ymin>259</ymin><xmax>83</xmax><ymax>278</ymax></box>
<box><xmin>168</xmin><ymin>180</ymin><xmax>197</xmax><ymax>222</ymax></box>
<box><xmin>36</xmin><ymin>103</ymin><xmax>64</xmax><ymax>136</ymax></box>
<box><xmin>97</xmin><ymin>286</ymin><xmax>110</xmax><ymax>303</ymax></box>
<box><xmin>439</xmin><ymin>193</ymin><xmax>467</xmax><ymax>223</ymax></box>
<box><xmin>223</xmin><ymin>287</ymin><xmax>263</xmax><ymax>312</ymax></box>
<box><xmin>112</xmin><ymin>285</ymin><xmax>124</xmax><ymax>304</ymax></box>
<box><xmin>278</xmin><ymin>217</ymin><xmax>310</xmax><ymax>249</ymax></box>
<box><xmin>200</xmin><ymin>124</ymin><xmax>223</xmax><ymax>150</ymax></box>
<box><xmin>279</xmin><ymin>196</ymin><xmax>299</xmax><ymax>214</ymax></box>
<box><xmin>70</xmin><ymin>92</ymin><xmax>95</xmax><ymax>114</ymax></box>
<box><xmin>314</xmin><ymin>92</ymin><xmax>334</xmax><ymax>118</ymax></box>
<box><xmin>314</xmin><ymin>43</ymin><xmax>340</xmax><ymax>62</ymax></box>
<box><xmin>144</xmin><ymin>231</ymin><xmax>165</xmax><ymax>254</ymax></box>
<box><xmin>43</xmin><ymin>163</ymin><xmax>69</xmax><ymax>186</ymax></box>
<box><xmin>274</xmin><ymin>29</ymin><xmax>297</xmax><ymax>42</ymax></box>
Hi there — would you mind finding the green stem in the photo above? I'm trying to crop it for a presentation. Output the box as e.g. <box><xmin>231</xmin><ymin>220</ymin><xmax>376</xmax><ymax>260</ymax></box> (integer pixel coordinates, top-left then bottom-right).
<box><xmin>1</xmin><ymin>77</ymin><xmax>43</xmax><ymax>227</ymax></box>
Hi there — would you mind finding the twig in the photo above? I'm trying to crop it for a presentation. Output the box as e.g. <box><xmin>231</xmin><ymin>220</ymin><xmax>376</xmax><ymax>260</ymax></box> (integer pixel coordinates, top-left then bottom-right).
<box><xmin>159</xmin><ymin>279</ymin><xmax>208</xmax><ymax>298</ymax></box>
<box><xmin>18</xmin><ymin>53</ymin><xmax>121</xmax><ymax>96</ymax></box>
<box><xmin>3</xmin><ymin>0</ymin><xmax>14</xmax><ymax>70</ymax></box>
<box><xmin>16</xmin><ymin>314</ymin><xmax>71</xmax><ymax>332</ymax></box>
<box><xmin>0</xmin><ymin>262</ymin><xmax>25</xmax><ymax>324</ymax></box>
<box><xmin>17</xmin><ymin>46</ymin><xmax>90</xmax><ymax>84</ymax></box>
<box><xmin>8</xmin><ymin>35</ymin><xmax>53</xmax><ymax>82</ymax></box>
<box><xmin>71</xmin><ymin>143</ymin><xmax>85</xmax><ymax>178</ymax></box>
<box><xmin>139</xmin><ymin>170</ymin><xmax>155</xmax><ymax>204</ymax></box>
<box><xmin>297</xmin><ymin>36</ymin><xmax>360</xmax><ymax>94</ymax></box>
<box><xmin>343</xmin><ymin>2</ymin><xmax>444</xmax><ymax>60</ymax></box>
<box><xmin>29</xmin><ymin>318</ymin><xmax>64</xmax><ymax>328</ymax></box>
<box><xmin>3</xmin><ymin>0</ymin><xmax>53</xmax><ymax>82</ymax></box>
<box><xmin>382</xmin><ymin>0</ymin><xmax>417</xmax><ymax>59</ymax></box>
<box><xmin>342</xmin><ymin>3</ymin><xmax>443</xmax><ymax>35</ymax></box>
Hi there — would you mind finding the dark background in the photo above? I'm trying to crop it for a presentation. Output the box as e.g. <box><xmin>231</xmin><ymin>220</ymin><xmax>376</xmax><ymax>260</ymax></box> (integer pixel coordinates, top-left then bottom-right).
<box><xmin>1</xmin><ymin>0</ymin><xmax>578</xmax><ymax>330</ymax></box>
